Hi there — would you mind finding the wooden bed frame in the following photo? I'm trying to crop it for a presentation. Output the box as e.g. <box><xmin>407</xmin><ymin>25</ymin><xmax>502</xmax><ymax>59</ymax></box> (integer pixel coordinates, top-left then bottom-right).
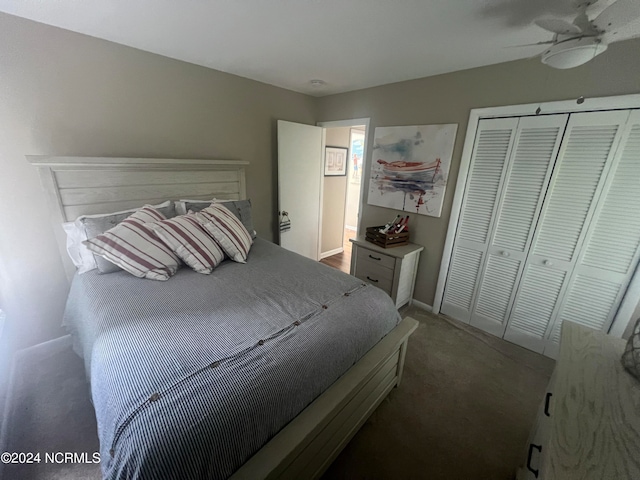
<box><xmin>27</xmin><ymin>155</ymin><xmax>419</xmax><ymax>480</ymax></box>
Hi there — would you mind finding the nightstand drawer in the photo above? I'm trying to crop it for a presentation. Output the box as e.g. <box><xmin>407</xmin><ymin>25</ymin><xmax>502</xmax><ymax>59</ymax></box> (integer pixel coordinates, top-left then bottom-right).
<box><xmin>354</xmin><ymin>262</ymin><xmax>393</xmax><ymax>294</ymax></box>
<box><xmin>350</xmin><ymin>237</ymin><xmax>423</xmax><ymax>309</ymax></box>
<box><xmin>355</xmin><ymin>247</ymin><xmax>395</xmax><ymax>270</ymax></box>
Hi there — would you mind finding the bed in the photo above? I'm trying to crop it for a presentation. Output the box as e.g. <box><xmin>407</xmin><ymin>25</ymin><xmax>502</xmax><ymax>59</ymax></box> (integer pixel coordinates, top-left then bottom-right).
<box><xmin>28</xmin><ymin>156</ymin><xmax>418</xmax><ymax>480</ymax></box>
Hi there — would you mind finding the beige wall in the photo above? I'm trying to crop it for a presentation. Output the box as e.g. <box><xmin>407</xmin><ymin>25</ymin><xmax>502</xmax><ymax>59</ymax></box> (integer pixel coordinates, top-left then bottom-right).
<box><xmin>0</xmin><ymin>13</ymin><xmax>317</xmax><ymax>362</ymax></box>
<box><xmin>321</xmin><ymin>127</ymin><xmax>350</xmax><ymax>254</ymax></box>
<box><xmin>317</xmin><ymin>38</ymin><xmax>640</xmax><ymax>308</ymax></box>
<box><xmin>1</xmin><ymin>10</ymin><xmax>639</xmax><ymax>369</ymax></box>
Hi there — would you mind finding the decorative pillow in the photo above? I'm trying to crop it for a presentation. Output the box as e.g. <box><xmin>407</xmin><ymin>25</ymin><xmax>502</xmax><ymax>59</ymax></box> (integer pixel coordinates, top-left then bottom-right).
<box><xmin>83</xmin><ymin>206</ymin><xmax>180</xmax><ymax>281</ymax></box>
<box><xmin>150</xmin><ymin>214</ymin><xmax>225</xmax><ymax>274</ymax></box>
<box><xmin>218</xmin><ymin>199</ymin><xmax>257</xmax><ymax>239</ymax></box>
<box><xmin>176</xmin><ymin>199</ymin><xmax>257</xmax><ymax>238</ymax></box>
<box><xmin>76</xmin><ymin>200</ymin><xmax>176</xmax><ymax>274</ymax></box>
<box><xmin>196</xmin><ymin>204</ymin><xmax>253</xmax><ymax>263</ymax></box>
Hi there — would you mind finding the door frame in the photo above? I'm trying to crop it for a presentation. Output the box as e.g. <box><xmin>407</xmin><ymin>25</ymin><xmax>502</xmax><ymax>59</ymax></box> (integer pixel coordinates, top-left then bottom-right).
<box><xmin>432</xmin><ymin>94</ymin><xmax>640</xmax><ymax>338</ymax></box>
<box><xmin>345</xmin><ymin>127</ymin><xmax>366</xmax><ymax>232</ymax></box>
<box><xmin>316</xmin><ymin>118</ymin><xmax>370</xmax><ymax>260</ymax></box>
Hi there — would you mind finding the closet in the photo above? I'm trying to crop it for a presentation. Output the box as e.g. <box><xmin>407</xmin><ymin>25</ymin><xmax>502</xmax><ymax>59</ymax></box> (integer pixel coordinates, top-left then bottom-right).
<box><xmin>441</xmin><ymin>109</ymin><xmax>640</xmax><ymax>357</ymax></box>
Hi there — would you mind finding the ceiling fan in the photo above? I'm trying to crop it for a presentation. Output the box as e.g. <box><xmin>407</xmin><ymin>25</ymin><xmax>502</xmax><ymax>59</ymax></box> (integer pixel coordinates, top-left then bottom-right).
<box><xmin>521</xmin><ymin>0</ymin><xmax>640</xmax><ymax>69</ymax></box>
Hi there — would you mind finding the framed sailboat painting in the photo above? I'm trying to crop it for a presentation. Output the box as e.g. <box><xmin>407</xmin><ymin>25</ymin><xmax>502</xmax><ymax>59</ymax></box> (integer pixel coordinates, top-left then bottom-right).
<box><xmin>367</xmin><ymin>124</ymin><xmax>457</xmax><ymax>217</ymax></box>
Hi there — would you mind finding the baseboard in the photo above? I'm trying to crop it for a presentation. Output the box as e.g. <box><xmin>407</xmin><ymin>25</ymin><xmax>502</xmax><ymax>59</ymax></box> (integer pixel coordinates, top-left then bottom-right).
<box><xmin>411</xmin><ymin>299</ymin><xmax>433</xmax><ymax>312</ymax></box>
<box><xmin>345</xmin><ymin>225</ymin><xmax>357</xmax><ymax>232</ymax></box>
<box><xmin>320</xmin><ymin>247</ymin><xmax>344</xmax><ymax>259</ymax></box>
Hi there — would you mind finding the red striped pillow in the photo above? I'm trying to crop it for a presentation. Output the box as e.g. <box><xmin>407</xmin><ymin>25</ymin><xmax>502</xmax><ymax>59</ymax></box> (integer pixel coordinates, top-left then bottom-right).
<box><xmin>195</xmin><ymin>204</ymin><xmax>253</xmax><ymax>263</ymax></box>
<box><xmin>82</xmin><ymin>206</ymin><xmax>181</xmax><ymax>281</ymax></box>
<box><xmin>150</xmin><ymin>214</ymin><xmax>225</xmax><ymax>274</ymax></box>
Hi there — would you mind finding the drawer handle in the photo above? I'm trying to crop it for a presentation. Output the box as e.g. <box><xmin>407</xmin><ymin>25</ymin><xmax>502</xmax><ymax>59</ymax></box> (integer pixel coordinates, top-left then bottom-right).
<box><xmin>366</xmin><ymin>276</ymin><xmax>379</xmax><ymax>283</ymax></box>
<box><xmin>369</xmin><ymin>254</ymin><xmax>382</xmax><ymax>261</ymax></box>
<box><xmin>527</xmin><ymin>443</ymin><xmax>542</xmax><ymax>478</ymax></box>
<box><xmin>544</xmin><ymin>392</ymin><xmax>552</xmax><ymax>417</ymax></box>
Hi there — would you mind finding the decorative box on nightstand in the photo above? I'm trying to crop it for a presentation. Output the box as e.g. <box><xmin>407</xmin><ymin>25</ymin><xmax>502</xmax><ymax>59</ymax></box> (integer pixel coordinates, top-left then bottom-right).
<box><xmin>349</xmin><ymin>237</ymin><xmax>424</xmax><ymax>309</ymax></box>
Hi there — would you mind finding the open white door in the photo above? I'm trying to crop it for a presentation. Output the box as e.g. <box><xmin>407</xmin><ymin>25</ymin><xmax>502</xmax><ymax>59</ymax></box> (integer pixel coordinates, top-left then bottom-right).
<box><xmin>277</xmin><ymin>120</ymin><xmax>323</xmax><ymax>260</ymax></box>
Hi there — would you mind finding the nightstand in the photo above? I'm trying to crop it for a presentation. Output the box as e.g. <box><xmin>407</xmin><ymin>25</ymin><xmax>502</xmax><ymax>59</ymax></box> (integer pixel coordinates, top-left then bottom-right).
<box><xmin>349</xmin><ymin>237</ymin><xmax>424</xmax><ymax>308</ymax></box>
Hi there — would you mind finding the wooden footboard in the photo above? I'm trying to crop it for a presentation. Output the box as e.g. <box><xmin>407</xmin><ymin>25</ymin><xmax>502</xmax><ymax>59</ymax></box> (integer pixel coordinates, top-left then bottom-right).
<box><xmin>231</xmin><ymin>316</ymin><xmax>419</xmax><ymax>480</ymax></box>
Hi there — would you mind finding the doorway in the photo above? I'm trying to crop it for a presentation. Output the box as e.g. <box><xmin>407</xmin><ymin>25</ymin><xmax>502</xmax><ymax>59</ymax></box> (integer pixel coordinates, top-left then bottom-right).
<box><xmin>319</xmin><ymin>125</ymin><xmax>366</xmax><ymax>273</ymax></box>
<box><xmin>277</xmin><ymin>118</ymin><xmax>369</xmax><ymax>267</ymax></box>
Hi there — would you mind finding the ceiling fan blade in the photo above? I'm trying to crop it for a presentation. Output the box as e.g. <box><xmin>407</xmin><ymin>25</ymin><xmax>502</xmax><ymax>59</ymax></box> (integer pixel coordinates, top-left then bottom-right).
<box><xmin>535</xmin><ymin>18</ymin><xmax>583</xmax><ymax>34</ymax></box>
<box><xmin>603</xmin><ymin>30</ymin><xmax>640</xmax><ymax>43</ymax></box>
<box><xmin>571</xmin><ymin>0</ymin><xmax>601</xmax><ymax>10</ymax></box>
<box><xmin>593</xmin><ymin>0</ymin><xmax>640</xmax><ymax>31</ymax></box>
<box><xmin>506</xmin><ymin>40</ymin><xmax>556</xmax><ymax>48</ymax></box>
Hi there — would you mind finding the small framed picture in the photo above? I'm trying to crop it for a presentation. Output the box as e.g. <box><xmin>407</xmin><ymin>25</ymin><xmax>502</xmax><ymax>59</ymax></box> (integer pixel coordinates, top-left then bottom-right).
<box><xmin>324</xmin><ymin>146</ymin><xmax>348</xmax><ymax>176</ymax></box>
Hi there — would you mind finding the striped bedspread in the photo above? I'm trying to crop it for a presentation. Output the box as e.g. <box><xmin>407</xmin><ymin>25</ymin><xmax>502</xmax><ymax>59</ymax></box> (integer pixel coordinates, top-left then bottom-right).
<box><xmin>63</xmin><ymin>238</ymin><xmax>400</xmax><ymax>479</ymax></box>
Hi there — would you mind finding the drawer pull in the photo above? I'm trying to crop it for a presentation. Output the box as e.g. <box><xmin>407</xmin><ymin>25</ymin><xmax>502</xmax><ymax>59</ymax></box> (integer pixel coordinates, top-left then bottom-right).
<box><xmin>527</xmin><ymin>443</ymin><xmax>542</xmax><ymax>478</ymax></box>
<box><xmin>369</xmin><ymin>254</ymin><xmax>382</xmax><ymax>261</ymax></box>
<box><xmin>544</xmin><ymin>392</ymin><xmax>552</xmax><ymax>417</ymax></box>
<box><xmin>366</xmin><ymin>276</ymin><xmax>379</xmax><ymax>283</ymax></box>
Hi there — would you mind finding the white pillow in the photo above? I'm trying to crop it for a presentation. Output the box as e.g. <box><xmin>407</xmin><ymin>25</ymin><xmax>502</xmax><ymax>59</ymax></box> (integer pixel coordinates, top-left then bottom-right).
<box><xmin>62</xmin><ymin>222</ymin><xmax>97</xmax><ymax>274</ymax></box>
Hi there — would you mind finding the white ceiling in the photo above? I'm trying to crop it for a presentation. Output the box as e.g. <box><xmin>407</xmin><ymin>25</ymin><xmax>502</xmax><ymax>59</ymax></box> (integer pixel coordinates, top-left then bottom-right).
<box><xmin>0</xmin><ymin>0</ymin><xmax>636</xmax><ymax>96</ymax></box>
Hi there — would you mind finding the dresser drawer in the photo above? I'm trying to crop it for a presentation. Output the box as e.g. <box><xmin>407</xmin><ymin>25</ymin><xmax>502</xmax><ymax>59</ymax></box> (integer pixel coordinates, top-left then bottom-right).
<box><xmin>356</xmin><ymin>247</ymin><xmax>395</xmax><ymax>270</ymax></box>
<box><xmin>354</xmin><ymin>261</ymin><xmax>393</xmax><ymax>295</ymax></box>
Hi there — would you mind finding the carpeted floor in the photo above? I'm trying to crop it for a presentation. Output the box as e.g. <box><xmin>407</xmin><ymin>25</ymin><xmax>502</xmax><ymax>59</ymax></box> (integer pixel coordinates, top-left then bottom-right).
<box><xmin>323</xmin><ymin>306</ymin><xmax>555</xmax><ymax>480</ymax></box>
<box><xmin>0</xmin><ymin>307</ymin><xmax>554</xmax><ymax>480</ymax></box>
<box><xmin>0</xmin><ymin>336</ymin><xmax>100</xmax><ymax>480</ymax></box>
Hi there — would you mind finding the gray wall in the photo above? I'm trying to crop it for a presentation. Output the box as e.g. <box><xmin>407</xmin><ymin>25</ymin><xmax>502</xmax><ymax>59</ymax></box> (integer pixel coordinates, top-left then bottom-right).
<box><xmin>317</xmin><ymin>38</ymin><xmax>640</xmax><ymax>308</ymax></box>
<box><xmin>0</xmin><ymin>13</ymin><xmax>317</xmax><ymax>361</ymax></box>
<box><xmin>321</xmin><ymin>127</ymin><xmax>350</xmax><ymax>254</ymax></box>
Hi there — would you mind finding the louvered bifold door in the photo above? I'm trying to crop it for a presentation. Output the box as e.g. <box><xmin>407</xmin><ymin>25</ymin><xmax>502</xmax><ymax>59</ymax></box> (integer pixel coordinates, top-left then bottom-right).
<box><xmin>504</xmin><ymin>110</ymin><xmax>630</xmax><ymax>354</ymax></box>
<box><xmin>543</xmin><ymin>110</ymin><xmax>640</xmax><ymax>357</ymax></box>
<box><xmin>441</xmin><ymin>118</ymin><xmax>518</xmax><ymax>322</ymax></box>
<box><xmin>469</xmin><ymin>115</ymin><xmax>569</xmax><ymax>337</ymax></box>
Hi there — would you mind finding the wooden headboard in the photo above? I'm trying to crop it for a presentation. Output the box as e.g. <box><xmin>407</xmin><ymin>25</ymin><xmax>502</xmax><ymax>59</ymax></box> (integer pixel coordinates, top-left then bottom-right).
<box><xmin>27</xmin><ymin>156</ymin><xmax>249</xmax><ymax>281</ymax></box>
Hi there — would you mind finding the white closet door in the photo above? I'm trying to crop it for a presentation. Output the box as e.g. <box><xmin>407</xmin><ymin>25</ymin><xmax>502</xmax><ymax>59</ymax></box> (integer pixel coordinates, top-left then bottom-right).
<box><xmin>504</xmin><ymin>110</ymin><xmax>630</xmax><ymax>354</ymax></box>
<box><xmin>470</xmin><ymin>115</ymin><xmax>568</xmax><ymax>336</ymax></box>
<box><xmin>544</xmin><ymin>110</ymin><xmax>640</xmax><ymax>357</ymax></box>
<box><xmin>441</xmin><ymin>118</ymin><xmax>518</xmax><ymax>322</ymax></box>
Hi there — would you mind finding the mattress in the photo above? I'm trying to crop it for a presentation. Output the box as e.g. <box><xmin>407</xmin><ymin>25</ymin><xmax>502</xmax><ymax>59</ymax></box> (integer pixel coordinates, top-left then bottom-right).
<box><xmin>63</xmin><ymin>238</ymin><xmax>400</xmax><ymax>479</ymax></box>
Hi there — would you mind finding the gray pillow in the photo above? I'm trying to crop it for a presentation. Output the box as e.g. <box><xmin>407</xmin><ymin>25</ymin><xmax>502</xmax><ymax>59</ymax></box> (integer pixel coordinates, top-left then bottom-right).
<box><xmin>184</xmin><ymin>200</ymin><xmax>256</xmax><ymax>239</ymax></box>
<box><xmin>76</xmin><ymin>201</ymin><xmax>176</xmax><ymax>274</ymax></box>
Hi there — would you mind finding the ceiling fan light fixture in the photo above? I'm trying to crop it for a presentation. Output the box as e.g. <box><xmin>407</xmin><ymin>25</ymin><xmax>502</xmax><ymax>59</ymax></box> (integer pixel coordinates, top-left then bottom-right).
<box><xmin>541</xmin><ymin>37</ymin><xmax>608</xmax><ymax>69</ymax></box>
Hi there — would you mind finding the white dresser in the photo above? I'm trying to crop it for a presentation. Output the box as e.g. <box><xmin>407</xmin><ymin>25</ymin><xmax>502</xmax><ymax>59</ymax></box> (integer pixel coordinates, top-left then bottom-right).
<box><xmin>349</xmin><ymin>237</ymin><xmax>423</xmax><ymax>309</ymax></box>
<box><xmin>517</xmin><ymin>321</ymin><xmax>640</xmax><ymax>480</ymax></box>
